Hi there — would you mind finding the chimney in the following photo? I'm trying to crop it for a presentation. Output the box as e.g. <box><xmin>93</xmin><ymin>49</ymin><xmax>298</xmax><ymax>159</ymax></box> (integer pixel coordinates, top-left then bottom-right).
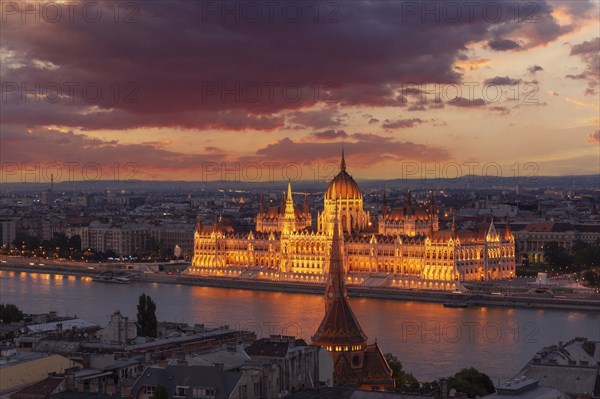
<box><xmin>212</xmin><ymin>363</ymin><xmax>224</xmax><ymax>370</ymax></box>
<box><xmin>439</xmin><ymin>377</ymin><xmax>448</xmax><ymax>399</ymax></box>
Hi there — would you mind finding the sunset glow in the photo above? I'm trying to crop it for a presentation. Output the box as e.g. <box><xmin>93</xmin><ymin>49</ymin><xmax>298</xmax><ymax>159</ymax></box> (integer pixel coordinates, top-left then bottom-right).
<box><xmin>1</xmin><ymin>0</ymin><xmax>599</xmax><ymax>182</ymax></box>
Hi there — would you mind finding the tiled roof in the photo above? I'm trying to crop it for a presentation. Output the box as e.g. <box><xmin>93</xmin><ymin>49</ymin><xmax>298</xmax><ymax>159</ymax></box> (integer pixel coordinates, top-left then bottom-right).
<box><xmin>130</xmin><ymin>366</ymin><xmax>241</xmax><ymax>399</ymax></box>
<box><xmin>10</xmin><ymin>376</ymin><xmax>64</xmax><ymax>399</ymax></box>
<box><xmin>0</xmin><ymin>355</ymin><xmax>78</xmax><ymax>395</ymax></box>
<box><xmin>312</xmin><ymin>297</ymin><xmax>368</xmax><ymax>347</ymax></box>
<box><xmin>333</xmin><ymin>343</ymin><xmax>393</xmax><ymax>387</ymax></box>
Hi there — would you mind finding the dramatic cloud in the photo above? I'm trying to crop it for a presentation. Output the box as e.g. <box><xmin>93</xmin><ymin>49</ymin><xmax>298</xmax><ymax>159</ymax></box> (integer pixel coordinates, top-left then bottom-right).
<box><xmin>568</xmin><ymin>37</ymin><xmax>600</xmax><ymax>95</ymax></box>
<box><xmin>2</xmin><ymin>0</ymin><xmax>598</xmax><ymax>179</ymax></box>
<box><xmin>246</xmin><ymin>134</ymin><xmax>450</xmax><ymax>168</ymax></box>
<box><xmin>488</xmin><ymin>106</ymin><xmax>511</xmax><ymax>115</ymax></box>
<box><xmin>0</xmin><ymin>126</ymin><xmax>225</xmax><ymax>179</ymax></box>
<box><xmin>587</xmin><ymin>130</ymin><xmax>600</xmax><ymax>144</ymax></box>
<box><xmin>1</xmin><ymin>0</ymin><xmax>592</xmax><ymax>131</ymax></box>
<box><xmin>488</xmin><ymin>39</ymin><xmax>522</xmax><ymax>51</ymax></box>
<box><xmin>528</xmin><ymin>65</ymin><xmax>544</xmax><ymax>74</ymax></box>
<box><xmin>309</xmin><ymin>130</ymin><xmax>349</xmax><ymax>141</ymax></box>
<box><xmin>407</xmin><ymin>104</ymin><xmax>426</xmax><ymax>112</ymax></box>
<box><xmin>484</xmin><ymin>76</ymin><xmax>523</xmax><ymax>86</ymax></box>
<box><xmin>381</xmin><ymin>118</ymin><xmax>425</xmax><ymax>129</ymax></box>
<box><xmin>286</xmin><ymin>109</ymin><xmax>347</xmax><ymax>129</ymax></box>
<box><xmin>447</xmin><ymin>97</ymin><xmax>487</xmax><ymax>108</ymax></box>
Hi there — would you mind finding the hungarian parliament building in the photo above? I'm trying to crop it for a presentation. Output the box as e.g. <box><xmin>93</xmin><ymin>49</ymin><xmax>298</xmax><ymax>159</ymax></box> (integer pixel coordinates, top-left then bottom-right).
<box><xmin>189</xmin><ymin>153</ymin><xmax>516</xmax><ymax>290</ymax></box>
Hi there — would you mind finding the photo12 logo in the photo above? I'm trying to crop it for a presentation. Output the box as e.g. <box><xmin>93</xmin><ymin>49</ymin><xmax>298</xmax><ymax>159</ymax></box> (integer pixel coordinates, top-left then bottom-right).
<box><xmin>200</xmin><ymin>161</ymin><xmax>340</xmax><ymax>183</ymax></box>
<box><xmin>1</xmin><ymin>1</ymin><xmax>141</xmax><ymax>23</ymax></box>
<box><xmin>400</xmin><ymin>321</ymin><xmax>540</xmax><ymax>344</ymax></box>
<box><xmin>398</xmin><ymin>1</ymin><xmax>539</xmax><ymax>24</ymax></box>
<box><xmin>199</xmin><ymin>81</ymin><xmax>339</xmax><ymax>105</ymax></box>
<box><xmin>1</xmin><ymin>82</ymin><xmax>140</xmax><ymax>104</ymax></box>
<box><xmin>1</xmin><ymin>162</ymin><xmax>140</xmax><ymax>183</ymax></box>
<box><xmin>199</xmin><ymin>1</ymin><xmax>340</xmax><ymax>24</ymax></box>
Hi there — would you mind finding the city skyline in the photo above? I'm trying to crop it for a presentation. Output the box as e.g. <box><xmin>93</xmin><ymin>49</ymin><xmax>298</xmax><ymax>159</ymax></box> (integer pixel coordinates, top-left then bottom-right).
<box><xmin>2</xmin><ymin>1</ymin><xmax>600</xmax><ymax>397</ymax></box>
<box><xmin>1</xmin><ymin>1</ymin><xmax>599</xmax><ymax>182</ymax></box>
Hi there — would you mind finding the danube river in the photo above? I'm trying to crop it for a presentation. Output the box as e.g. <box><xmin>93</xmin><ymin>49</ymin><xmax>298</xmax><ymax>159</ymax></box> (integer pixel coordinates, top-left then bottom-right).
<box><xmin>1</xmin><ymin>270</ymin><xmax>598</xmax><ymax>382</ymax></box>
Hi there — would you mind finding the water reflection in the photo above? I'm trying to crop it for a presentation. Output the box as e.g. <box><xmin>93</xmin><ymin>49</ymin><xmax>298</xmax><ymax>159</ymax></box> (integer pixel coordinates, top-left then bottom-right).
<box><xmin>1</xmin><ymin>270</ymin><xmax>598</xmax><ymax>381</ymax></box>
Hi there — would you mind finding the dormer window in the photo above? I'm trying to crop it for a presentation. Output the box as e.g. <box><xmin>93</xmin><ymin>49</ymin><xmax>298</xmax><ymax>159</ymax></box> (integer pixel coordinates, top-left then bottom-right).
<box><xmin>192</xmin><ymin>387</ymin><xmax>216</xmax><ymax>399</ymax></box>
<box><xmin>174</xmin><ymin>386</ymin><xmax>189</xmax><ymax>397</ymax></box>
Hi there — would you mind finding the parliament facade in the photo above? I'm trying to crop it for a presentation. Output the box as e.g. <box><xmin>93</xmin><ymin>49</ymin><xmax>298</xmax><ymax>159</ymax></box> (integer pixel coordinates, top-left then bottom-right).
<box><xmin>190</xmin><ymin>153</ymin><xmax>516</xmax><ymax>290</ymax></box>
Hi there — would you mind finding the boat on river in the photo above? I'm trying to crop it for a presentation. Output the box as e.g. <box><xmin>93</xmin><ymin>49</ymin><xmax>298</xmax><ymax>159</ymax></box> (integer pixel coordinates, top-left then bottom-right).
<box><xmin>443</xmin><ymin>301</ymin><xmax>468</xmax><ymax>308</ymax></box>
<box><xmin>92</xmin><ymin>271</ymin><xmax>135</xmax><ymax>284</ymax></box>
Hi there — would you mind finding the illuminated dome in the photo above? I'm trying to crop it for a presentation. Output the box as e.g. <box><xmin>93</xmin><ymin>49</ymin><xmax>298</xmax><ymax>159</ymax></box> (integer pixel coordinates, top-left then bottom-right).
<box><xmin>325</xmin><ymin>152</ymin><xmax>362</xmax><ymax>200</ymax></box>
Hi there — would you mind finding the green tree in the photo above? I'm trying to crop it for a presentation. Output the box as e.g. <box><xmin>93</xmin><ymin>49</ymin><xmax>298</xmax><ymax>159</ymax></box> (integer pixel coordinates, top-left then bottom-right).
<box><xmin>385</xmin><ymin>353</ymin><xmax>420</xmax><ymax>393</ymax></box>
<box><xmin>543</xmin><ymin>242</ymin><xmax>573</xmax><ymax>269</ymax></box>
<box><xmin>0</xmin><ymin>303</ymin><xmax>24</xmax><ymax>323</ymax></box>
<box><xmin>573</xmin><ymin>241</ymin><xmax>600</xmax><ymax>270</ymax></box>
<box><xmin>13</xmin><ymin>232</ymin><xmax>40</xmax><ymax>255</ymax></box>
<box><xmin>582</xmin><ymin>269</ymin><xmax>600</xmax><ymax>288</ymax></box>
<box><xmin>152</xmin><ymin>385</ymin><xmax>169</xmax><ymax>399</ymax></box>
<box><xmin>420</xmin><ymin>380</ymin><xmax>440</xmax><ymax>395</ymax></box>
<box><xmin>384</xmin><ymin>352</ymin><xmax>404</xmax><ymax>376</ymax></box>
<box><xmin>145</xmin><ymin>237</ymin><xmax>162</xmax><ymax>259</ymax></box>
<box><xmin>397</xmin><ymin>374</ymin><xmax>420</xmax><ymax>392</ymax></box>
<box><xmin>448</xmin><ymin>368</ymin><xmax>495</xmax><ymax>398</ymax></box>
<box><xmin>137</xmin><ymin>293</ymin><xmax>158</xmax><ymax>337</ymax></box>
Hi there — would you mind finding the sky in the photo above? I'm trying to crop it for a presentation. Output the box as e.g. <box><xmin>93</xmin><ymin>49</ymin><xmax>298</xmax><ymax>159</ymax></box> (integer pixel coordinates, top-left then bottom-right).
<box><xmin>1</xmin><ymin>0</ymin><xmax>599</xmax><ymax>183</ymax></box>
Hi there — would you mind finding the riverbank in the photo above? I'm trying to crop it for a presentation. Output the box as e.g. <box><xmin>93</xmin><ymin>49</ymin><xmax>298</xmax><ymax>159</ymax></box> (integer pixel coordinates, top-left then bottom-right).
<box><xmin>2</xmin><ymin>262</ymin><xmax>599</xmax><ymax>311</ymax></box>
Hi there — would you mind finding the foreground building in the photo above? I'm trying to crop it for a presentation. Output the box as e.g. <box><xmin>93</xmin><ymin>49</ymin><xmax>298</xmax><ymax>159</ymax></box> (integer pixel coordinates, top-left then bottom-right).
<box><xmin>484</xmin><ymin>337</ymin><xmax>600</xmax><ymax>399</ymax></box>
<box><xmin>312</xmin><ymin>207</ymin><xmax>394</xmax><ymax>389</ymax></box>
<box><xmin>190</xmin><ymin>153</ymin><xmax>516</xmax><ymax>290</ymax></box>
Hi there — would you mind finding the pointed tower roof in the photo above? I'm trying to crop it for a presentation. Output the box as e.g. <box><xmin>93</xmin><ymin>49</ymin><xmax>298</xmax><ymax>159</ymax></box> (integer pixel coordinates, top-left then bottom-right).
<box><xmin>280</xmin><ymin>191</ymin><xmax>286</xmax><ymax>214</ymax></box>
<box><xmin>259</xmin><ymin>195</ymin><xmax>265</xmax><ymax>215</ymax></box>
<box><xmin>504</xmin><ymin>216</ymin><xmax>513</xmax><ymax>240</ymax></box>
<box><xmin>312</xmin><ymin>202</ymin><xmax>368</xmax><ymax>347</ymax></box>
<box><xmin>405</xmin><ymin>189</ymin><xmax>412</xmax><ymax>210</ymax></box>
<box><xmin>303</xmin><ymin>193</ymin><xmax>310</xmax><ymax>214</ymax></box>
<box><xmin>486</xmin><ymin>218</ymin><xmax>499</xmax><ymax>241</ymax></box>
<box><xmin>325</xmin><ymin>150</ymin><xmax>362</xmax><ymax>200</ymax></box>
<box><xmin>286</xmin><ymin>180</ymin><xmax>293</xmax><ymax>203</ymax></box>
<box><xmin>196</xmin><ymin>208</ymin><xmax>203</xmax><ymax>232</ymax></box>
<box><xmin>451</xmin><ymin>215</ymin><xmax>456</xmax><ymax>239</ymax></box>
<box><xmin>284</xmin><ymin>181</ymin><xmax>296</xmax><ymax>221</ymax></box>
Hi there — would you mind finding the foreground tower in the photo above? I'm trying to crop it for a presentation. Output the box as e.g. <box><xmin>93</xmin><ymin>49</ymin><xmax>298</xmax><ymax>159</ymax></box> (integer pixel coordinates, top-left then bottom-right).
<box><xmin>312</xmin><ymin>206</ymin><xmax>394</xmax><ymax>389</ymax></box>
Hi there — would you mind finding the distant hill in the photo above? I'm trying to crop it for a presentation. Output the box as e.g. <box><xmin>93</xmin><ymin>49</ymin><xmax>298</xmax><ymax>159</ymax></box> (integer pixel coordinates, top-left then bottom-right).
<box><xmin>1</xmin><ymin>174</ymin><xmax>598</xmax><ymax>193</ymax></box>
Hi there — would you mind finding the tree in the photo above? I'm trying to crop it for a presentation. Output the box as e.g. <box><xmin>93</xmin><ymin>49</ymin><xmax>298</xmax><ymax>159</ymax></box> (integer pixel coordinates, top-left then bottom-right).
<box><xmin>420</xmin><ymin>380</ymin><xmax>440</xmax><ymax>395</ymax></box>
<box><xmin>136</xmin><ymin>293</ymin><xmax>158</xmax><ymax>337</ymax></box>
<box><xmin>397</xmin><ymin>374</ymin><xmax>420</xmax><ymax>393</ymax></box>
<box><xmin>543</xmin><ymin>242</ymin><xmax>572</xmax><ymax>269</ymax></box>
<box><xmin>582</xmin><ymin>269</ymin><xmax>600</xmax><ymax>288</ymax></box>
<box><xmin>153</xmin><ymin>385</ymin><xmax>169</xmax><ymax>399</ymax></box>
<box><xmin>145</xmin><ymin>237</ymin><xmax>162</xmax><ymax>259</ymax></box>
<box><xmin>384</xmin><ymin>352</ymin><xmax>404</xmax><ymax>376</ymax></box>
<box><xmin>448</xmin><ymin>368</ymin><xmax>495</xmax><ymax>398</ymax></box>
<box><xmin>385</xmin><ymin>353</ymin><xmax>420</xmax><ymax>393</ymax></box>
<box><xmin>573</xmin><ymin>241</ymin><xmax>600</xmax><ymax>270</ymax></box>
<box><xmin>0</xmin><ymin>303</ymin><xmax>24</xmax><ymax>323</ymax></box>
